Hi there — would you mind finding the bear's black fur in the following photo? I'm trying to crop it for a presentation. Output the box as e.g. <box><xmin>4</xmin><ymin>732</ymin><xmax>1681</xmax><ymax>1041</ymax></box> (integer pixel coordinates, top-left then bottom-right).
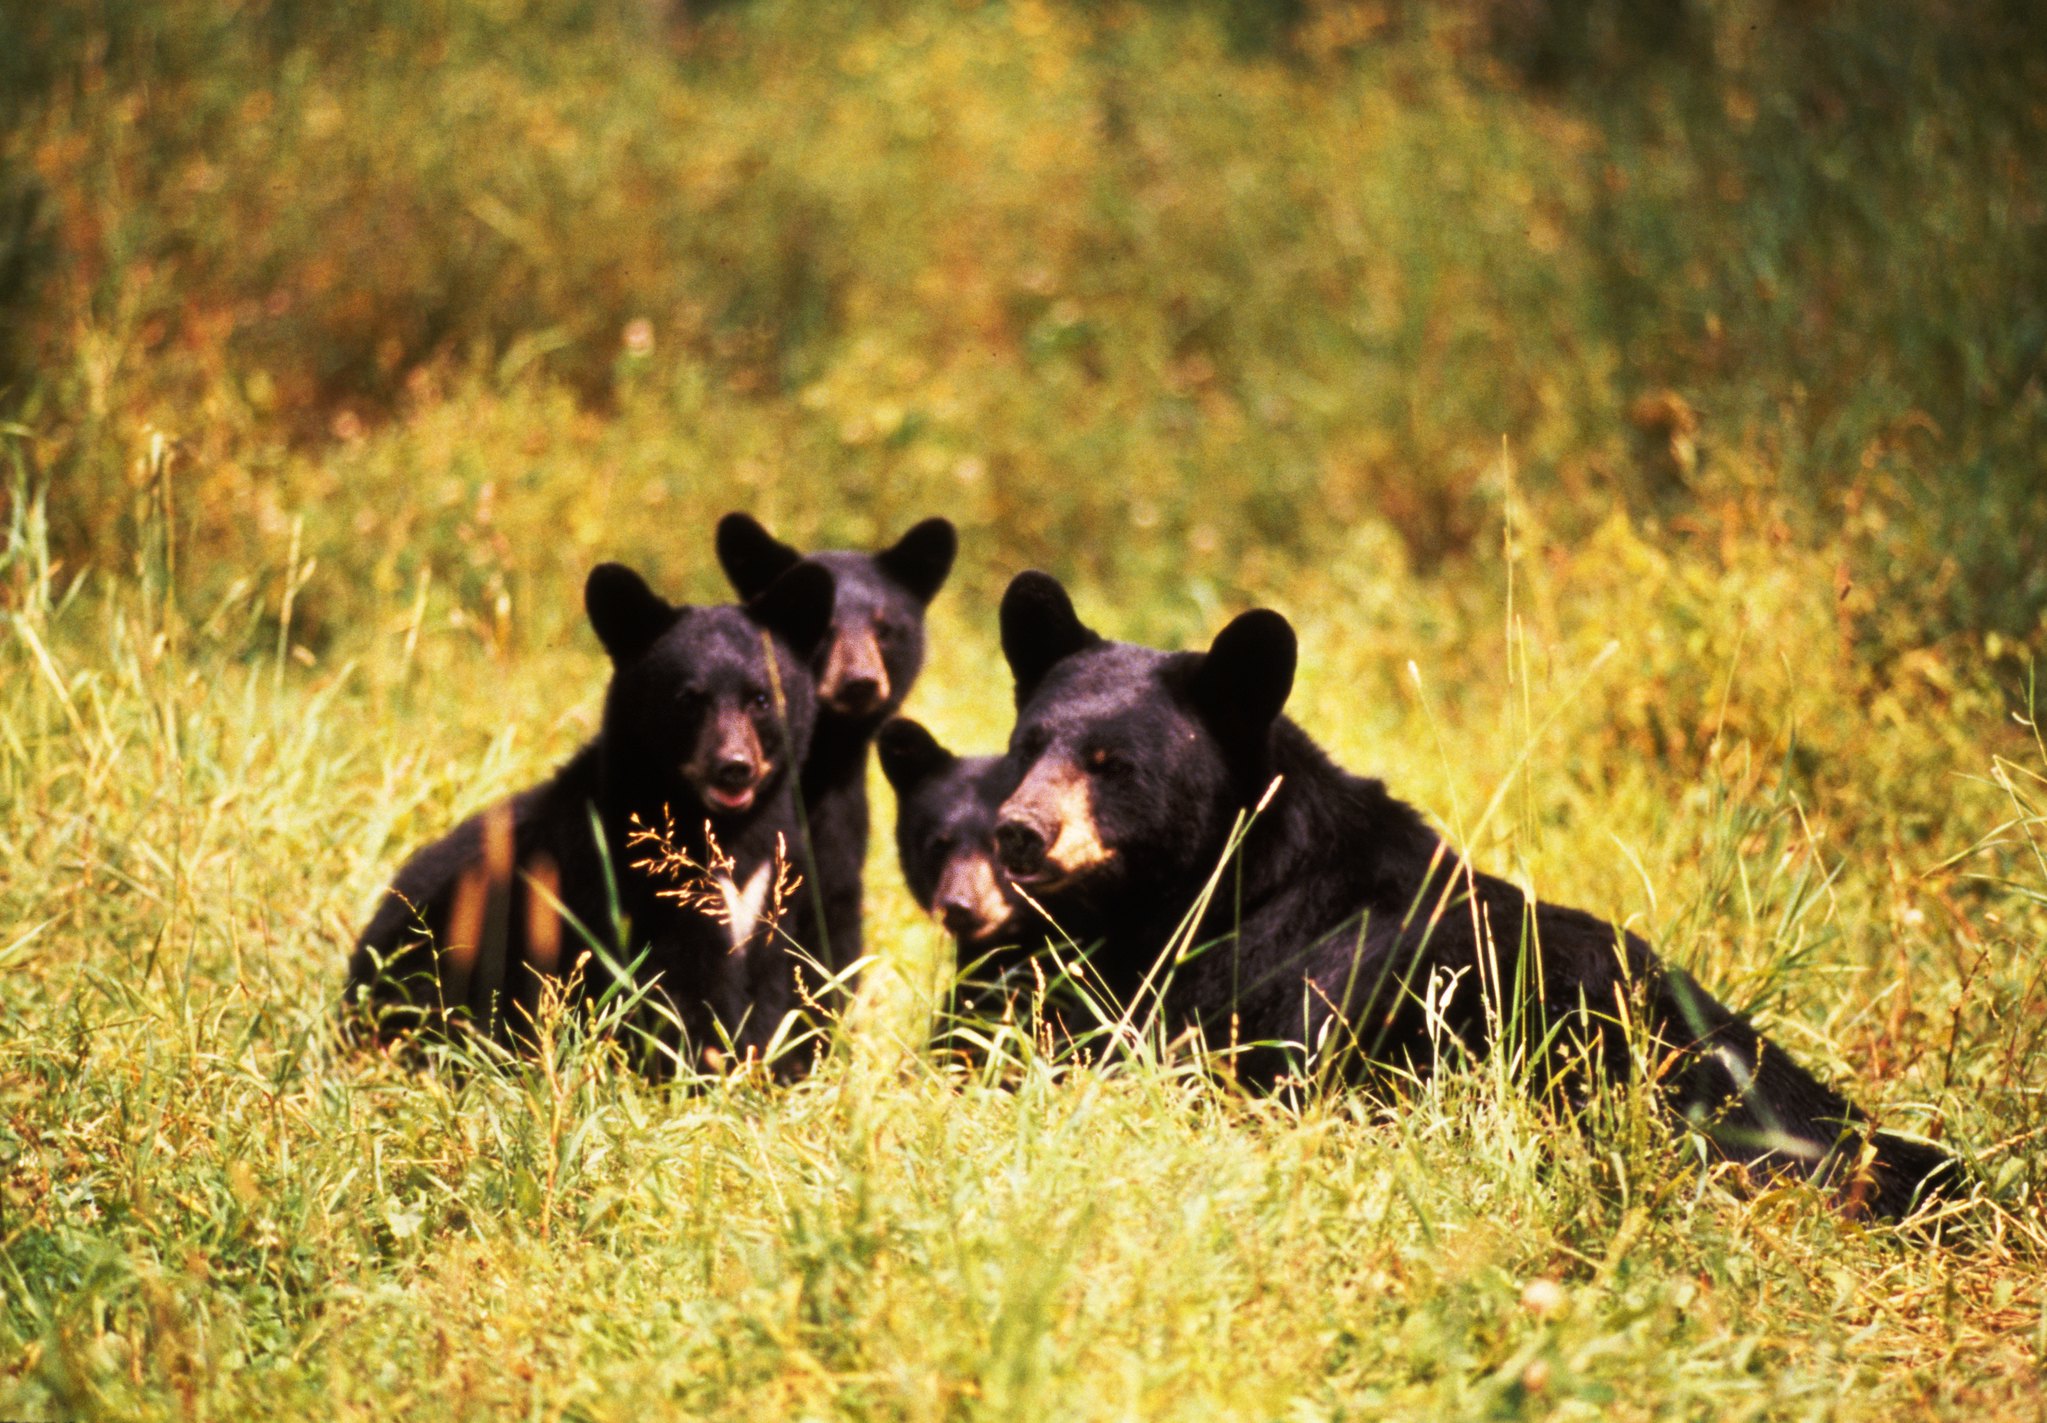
<box><xmin>345</xmin><ymin>560</ymin><xmax>836</xmax><ymax>1072</ymax></box>
<box><xmin>716</xmin><ymin>513</ymin><xmax>957</xmax><ymax>983</ymax></box>
<box><xmin>988</xmin><ymin>570</ymin><xmax>1959</xmax><ymax>1218</ymax></box>
<box><xmin>875</xmin><ymin>717</ymin><xmax>1033</xmax><ymax>992</ymax></box>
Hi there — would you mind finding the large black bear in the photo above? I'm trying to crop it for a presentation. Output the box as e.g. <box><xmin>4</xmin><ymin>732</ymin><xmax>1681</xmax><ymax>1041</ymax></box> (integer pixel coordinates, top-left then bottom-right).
<box><xmin>716</xmin><ymin>514</ymin><xmax>958</xmax><ymax>981</ymax></box>
<box><xmin>876</xmin><ymin>717</ymin><xmax>1028</xmax><ymax>953</ymax></box>
<box><xmin>345</xmin><ymin>560</ymin><xmax>836</xmax><ymax>1072</ymax></box>
<box><xmin>988</xmin><ymin>570</ymin><xmax>1958</xmax><ymax>1218</ymax></box>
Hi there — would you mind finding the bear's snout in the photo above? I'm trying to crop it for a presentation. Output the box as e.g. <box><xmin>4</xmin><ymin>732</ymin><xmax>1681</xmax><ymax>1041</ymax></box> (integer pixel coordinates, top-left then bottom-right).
<box><xmin>934</xmin><ymin>852</ymin><xmax>1017</xmax><ymax>945</ymax></box>
<box><xmin>820</xmin><ymin>627</ymin><xmax>890</xmax><ymax>715</ymax></box>
<box><xmin>997</xmin><ymin>756</ymin><xmax>1117</xmax><ymax>887</ymax></box>
<box><xmin>688</xmin><ymin>708</ymin><xmax>771</xmax><ymax>815</ymax></box>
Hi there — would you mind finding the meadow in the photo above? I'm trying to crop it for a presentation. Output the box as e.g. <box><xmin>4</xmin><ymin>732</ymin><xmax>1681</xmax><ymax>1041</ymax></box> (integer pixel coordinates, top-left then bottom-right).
<box><xmin>2</xmin><ymin>0</ymin><xmax>2045</xmax><ymax>1416</ymax></box>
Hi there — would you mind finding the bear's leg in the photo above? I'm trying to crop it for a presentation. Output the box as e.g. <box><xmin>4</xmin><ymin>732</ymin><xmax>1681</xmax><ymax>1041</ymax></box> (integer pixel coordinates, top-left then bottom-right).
<box><xmin>1650</xmin><ymin>966</ymin><xmax>1956</xmax><ymax>1216</ymax></box>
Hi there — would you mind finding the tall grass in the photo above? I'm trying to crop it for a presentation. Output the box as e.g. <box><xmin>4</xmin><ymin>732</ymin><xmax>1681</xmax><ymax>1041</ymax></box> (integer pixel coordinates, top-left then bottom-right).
<box><xmin>4</xmin><ymin>425</ymin><xmax>2044</xmax><ymax>1414</ymax></box>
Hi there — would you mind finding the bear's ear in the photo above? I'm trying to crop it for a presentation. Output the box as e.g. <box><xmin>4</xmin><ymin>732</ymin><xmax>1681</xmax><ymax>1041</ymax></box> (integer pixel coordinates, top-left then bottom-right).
<box><xmin>875</xmin><ymin>517</ymin><xmax>958</xmax><ymax>605</ymax></box>
<box><xmin>586</xmin><ymin>563</ymin><xmax>682</xmax><ymax>664</ymax></box>
<box><xmin>745</xmin><ymin>561</ymin><xmax>836</xmax><ymax>660</ymax></box>
<box><xmin>716</xmin><ymin>512</ymin><xmax>805</xmax><ymax>602</ymax></box>
<box><xmin>1189</xmin><ymin>608</ymin><xmax>1296</xmax><ymax>748</ymax></box>
<box><xmin>876</xmin><ymin>717</ymin><xmax>956</xmax><ymax>793</ymax></box>
<box><xmin>1000</xmin><ymin>570</ymin><xmax>1103</xmax><ymax>705</ymax></box>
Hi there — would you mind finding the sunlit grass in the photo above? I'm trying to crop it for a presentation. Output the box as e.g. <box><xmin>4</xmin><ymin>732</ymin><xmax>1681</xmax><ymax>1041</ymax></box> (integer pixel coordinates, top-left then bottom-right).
<box><xmin>3</xmin><ymin>443</ymin><xmax>2043</xmax><ymax>1415</ymax></box>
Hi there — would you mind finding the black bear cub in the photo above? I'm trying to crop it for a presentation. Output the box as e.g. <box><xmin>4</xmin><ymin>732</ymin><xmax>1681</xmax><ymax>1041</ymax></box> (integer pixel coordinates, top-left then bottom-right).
<box><xmin>345</xmin><ymin>560</ymin><xmax>835</xmax><ymax>1072</ymax></box>
<box><xmin>876</xmin><ymin>717</ymin><xmax>1027</xmax><ymax>954</ymax></box>
<box><xmin>989</xmin><ymin>570</ymin><xmax>1958</xmax><ymax>1218</ymax></box>
<box><xmin>716</xmin><ymin>513</ymin><xmax>957</xmax><ymax>980</ymax></box>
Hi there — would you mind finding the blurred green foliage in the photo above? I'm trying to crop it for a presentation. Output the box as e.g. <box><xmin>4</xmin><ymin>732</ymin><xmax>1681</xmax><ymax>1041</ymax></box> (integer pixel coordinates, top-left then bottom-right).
<box><xmin>2</xmin><ymin>0</ymin><xmax>2043</xmax><ymax>643</ymax></box>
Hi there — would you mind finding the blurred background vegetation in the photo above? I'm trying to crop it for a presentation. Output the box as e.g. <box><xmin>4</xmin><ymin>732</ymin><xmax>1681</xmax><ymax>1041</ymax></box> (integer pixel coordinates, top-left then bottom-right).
<box><xmin>2</xmin><ymin>0</ymin><xmax>2043</xmax><ymax>650</ymax></box>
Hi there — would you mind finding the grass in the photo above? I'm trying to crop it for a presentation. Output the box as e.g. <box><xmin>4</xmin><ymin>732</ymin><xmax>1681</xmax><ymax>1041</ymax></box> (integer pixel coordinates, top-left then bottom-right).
<box><xmin>3</xmin><ymin>447</ymin><xmax>2045</xmax><ymax>1418</ymax></box>
<box><xmin>3</xmin><ymin>0</ymin><xmax>2047</xmax><ymax>1416</ymax></box>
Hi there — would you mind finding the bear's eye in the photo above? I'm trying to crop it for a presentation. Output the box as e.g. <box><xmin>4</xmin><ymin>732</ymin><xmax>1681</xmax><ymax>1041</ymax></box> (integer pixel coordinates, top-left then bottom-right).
<box><xmin>747</xmin><ymin>689</ymin><xmax>772</xmax><ymax>712</ymax></box>
<box><xmin>1086</xmin><ymin>746</ymin><xmax>1130</xmax><ymax>776</ymax></box>
<box><xmin>874</xmin><ymin>616</ymin><xmax>904</xmax><ymax>644</ymax></box>
<box><xmin>1017</xmin><ymin>726</ymin><xmax>1050</xmax><ymax>760</ymax></box>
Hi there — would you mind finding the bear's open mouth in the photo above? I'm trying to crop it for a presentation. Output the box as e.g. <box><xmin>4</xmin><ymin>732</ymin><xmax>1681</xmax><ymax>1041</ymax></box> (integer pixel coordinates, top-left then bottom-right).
<box><xmin>703</xmin><ymin>782</ymin><xmax>758</xmax><ymax>814</ymax></box>
<box><xmin>687</xmin><ymin>761</ymin><xmax>772</xmax><ymax>816</ymax></box>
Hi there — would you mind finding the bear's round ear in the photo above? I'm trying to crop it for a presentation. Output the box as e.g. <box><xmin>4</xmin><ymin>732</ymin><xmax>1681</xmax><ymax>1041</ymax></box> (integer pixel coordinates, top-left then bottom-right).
<box><xmin>586</xmin><ymin>562</ymin><xmax>682</xmax><ymax>665</ymax></box>
<box><xmin>875</xmin><ymin>517</ymin><xmax>958</xmax><ymax>605</ymax></box>
<box><xmin>745</xmin><ymin>562</ymin><xmax>836</xmax><ymax>660</ymax></box>
<box><xmin>1190</xmin><ymin>608</ymin><xmax>1296</xmax><ymax>748</ymax></box>
<box><xmin>1000</xmin><ymin>570</ymin><xmax>1103</xmax><ymax>706</ymax></box>
<box><xmin>716</xmin><ymin>512</ymin><xmax>805</xmax><ymax>602</ymax></box>
<box><xmin>876</xmin><ymin>717</ymin><xmax>956</xmax><ymax>793</ymax></box>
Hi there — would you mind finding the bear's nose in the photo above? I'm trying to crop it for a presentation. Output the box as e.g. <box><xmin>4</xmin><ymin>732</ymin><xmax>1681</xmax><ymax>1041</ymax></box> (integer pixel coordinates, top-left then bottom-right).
<box><xmin>936</xmin><ymin>897</ymin><xmax>978</xmax><ymax>936</ymax></box>
<box><xmin>712</xmin><ymin>757</ymin><xmax>756</xmax><ymax>791</ymax></box>
<box><xmin>835</xmin><ymin>675</ymin><xmax>883</xmax><ymax>713</ymax></box>
<box><xmin>994</xmin><ymin>820</ymin><xmax>1047</xmax><ymax>878</ymax></box>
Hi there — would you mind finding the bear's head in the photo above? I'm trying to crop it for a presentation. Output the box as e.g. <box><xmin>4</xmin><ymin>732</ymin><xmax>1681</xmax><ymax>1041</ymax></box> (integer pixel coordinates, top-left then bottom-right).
<box><xmin>715</xmin><ymin>513</ymin><xmax>957</xmax><ymax>726</ymax></box>
<box><xmin>991</xmin><ymin>570</ymin><xmax>1296</xmax><ymax>911</ymax></box>
<box><xmin>876</xmin><ymin>718</ymin><xmax>1024</xmax><ymax>950</ymax></box>
<box><xmin>585</xmin><ymin>560</ymin><xmax>835</xmax><ymax>824</ymax></box>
